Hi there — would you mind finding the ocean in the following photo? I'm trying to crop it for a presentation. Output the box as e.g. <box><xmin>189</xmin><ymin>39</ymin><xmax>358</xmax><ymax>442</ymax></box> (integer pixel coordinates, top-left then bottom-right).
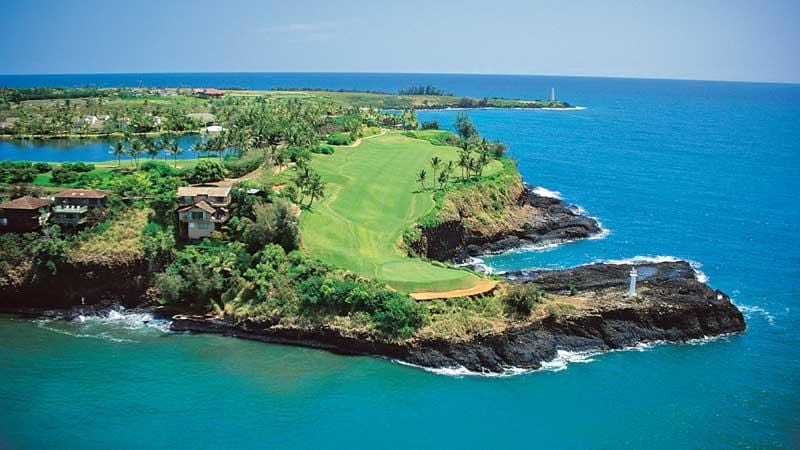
<box><xmin>1</xmin><ymin>73</ymin><xmax>798</xmax><ymax>449</ymax></box>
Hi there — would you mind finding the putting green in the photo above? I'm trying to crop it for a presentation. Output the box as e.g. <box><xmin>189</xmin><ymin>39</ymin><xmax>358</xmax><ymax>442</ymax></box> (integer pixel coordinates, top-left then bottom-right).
<box><xmin>301</xmin><ymin>132</ymin><xmax>499</xmax><ymax>293</ymax></box>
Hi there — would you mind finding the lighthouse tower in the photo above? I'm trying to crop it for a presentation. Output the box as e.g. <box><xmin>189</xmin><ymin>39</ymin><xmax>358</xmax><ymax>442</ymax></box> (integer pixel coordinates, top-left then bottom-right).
<box><xmin>550</xmin><ymin>87</ymin><xmax>556</xmax><ymax>102</ymax></box>
<box><xmin>628</xmin><ymin>267</ymin><xmax>638</xmax><ymax>297</ymax></box>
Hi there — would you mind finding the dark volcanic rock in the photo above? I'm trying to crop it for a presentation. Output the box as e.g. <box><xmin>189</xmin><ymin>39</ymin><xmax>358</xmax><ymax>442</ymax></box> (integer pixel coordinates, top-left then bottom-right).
<box><xmin>171</xmin><ymin>261</ymin><xmax>746</xmax><ymax>373</ymax></box>
<box><xmin>414</xmin><ymin>187</ymin><xmax>603</xmax><ymax>263</ymax></box>
<box><xmin>1</xmin><ymin>261</ymin><xmax>150</xmax><ymax>309</ymax></box>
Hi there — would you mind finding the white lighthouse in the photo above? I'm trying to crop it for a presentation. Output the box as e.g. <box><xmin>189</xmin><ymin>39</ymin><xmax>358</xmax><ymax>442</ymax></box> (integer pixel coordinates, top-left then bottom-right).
<box><xmin>628</xmin><ymin>267</ymin><xmax>638</xmax><ymax>297</ymax></box>
<box><xmin>550</xmin><ymin>87</ymin><xmax>556</xmax><ymax>102</ymax></box>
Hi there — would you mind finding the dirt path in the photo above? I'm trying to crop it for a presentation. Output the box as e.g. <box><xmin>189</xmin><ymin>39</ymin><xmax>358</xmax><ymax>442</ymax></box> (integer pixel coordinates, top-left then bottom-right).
<box><xmin>342</xmin><ymin>129</ymin><xmax>387</xmax><ymax>147</ymax></box>
<box><xmin>410</xmin><ymin>279</ymin><xmax>498</xmax><ymax>301</ymax></box>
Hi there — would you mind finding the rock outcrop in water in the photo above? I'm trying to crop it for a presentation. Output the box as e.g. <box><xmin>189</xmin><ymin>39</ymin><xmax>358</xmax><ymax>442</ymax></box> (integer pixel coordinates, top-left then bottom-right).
<box><xmin>171</xmin><ymin>261</ymin><xmax>745</xmax><ymax>373</ymax></box>
<box><xmin>410</xmin><ymin>187</ymin><xmax>603</xmax><ymax>263</ymax></box>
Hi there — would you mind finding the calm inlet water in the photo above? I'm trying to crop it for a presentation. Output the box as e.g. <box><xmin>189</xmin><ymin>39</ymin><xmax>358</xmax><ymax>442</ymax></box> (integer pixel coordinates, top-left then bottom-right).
<box><xmin>0</xmin><ymin>134</ymin><xmax>203</xmax><ymax>162</ymax></box>
<box><xmin>1</xmin><ymin>74</ymin><xmax>798</xmax><ymax>449</ymax></box>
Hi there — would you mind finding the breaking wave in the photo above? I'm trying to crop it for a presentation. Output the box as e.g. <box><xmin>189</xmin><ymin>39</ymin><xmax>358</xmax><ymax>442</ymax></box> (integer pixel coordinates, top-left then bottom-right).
<box><xmin>737</xmin><ymin>304</ymin><xmax>776</xmax><ymax>326</ymax></box>
<box><xmin>395</xmin><ymin>334</ymin><xmax>737</xmax><ymax>378</ymax></box>
<box><xmin>531</xmin><ymin>186</ymin><xmax>562</xmax><ymax>199</ymax></box>
<box><xmin>593</xmin><ymin>255</ymin><xmax>708</xmax><ymax>282</ymax></box>
<box><xmin>34</xmin><ymin>306</ymin><xmax>171</xmax><ymax>343</ymax></box>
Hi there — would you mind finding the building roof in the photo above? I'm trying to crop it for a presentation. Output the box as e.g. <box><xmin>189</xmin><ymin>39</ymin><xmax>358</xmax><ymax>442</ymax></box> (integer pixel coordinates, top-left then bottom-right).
<box><xmin>54</xmin><ymin>188</ymin><xmax>109</xmax><ymax>199</ymax></box>
<box><xmin>178</xmin><ymin>186</ymin><xmax>231</xmax><ymax>197</ymax></box>
<box><xmin>0</xmin><ymin>196</ymin><xmax>52</xmax><ymax>210</ymax></box>
<box><xmin>178</xmin><ymin>200</ymin><xmax>217</xmax><ymax>214</ymax></box>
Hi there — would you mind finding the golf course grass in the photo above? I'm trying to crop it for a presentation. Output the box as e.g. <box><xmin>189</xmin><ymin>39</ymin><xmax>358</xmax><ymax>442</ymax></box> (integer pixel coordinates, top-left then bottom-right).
<box><xmin>300</xmin><ymin>131</ymin><xmax>501</xmax><ymax>293</ymax></box>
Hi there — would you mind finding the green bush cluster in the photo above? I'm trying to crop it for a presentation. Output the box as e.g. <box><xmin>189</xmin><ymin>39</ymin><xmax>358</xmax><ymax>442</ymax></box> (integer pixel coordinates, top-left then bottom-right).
<box><xmin>1</xmin><ymin>161</ymin><xmax>48</xmax><ymax>184</ymax></box>
<box><xmin>503</xmin><ymin>283</ymin><xmax>546</xmax><ymax>317</ymax></box>
<box><xmin>223</xmin><ymin>155</ymin><xmax>262</xmax><ymax>177</ymax></box>
<box><xmin>155</xmin><ymin>241</ymin><xmax>427</xmax><ymax>339</ymax></box>
<box><xmin>50</xmin><ymin>162</ymin><xmax>97</xmax><ymax>185</ymax></box>
<box><xmin>188</xmin><ymin>159</ymin><xmax>227</xmax><ymax>183</ymax></box>
<box><xmin>326</xmin><ymin>132</ymin><xmax>355</xmax><ymax>146</ymax></box>
<box><xmin>313</xmin><ymin>144</ymin><xmax>335</xmax><ymax>155</ymax></box>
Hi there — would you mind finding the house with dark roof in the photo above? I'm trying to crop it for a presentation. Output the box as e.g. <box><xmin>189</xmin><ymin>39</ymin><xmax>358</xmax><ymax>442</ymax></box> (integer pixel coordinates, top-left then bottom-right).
<box><xmin>0</xmin><ymin>196</ymin><xmax>52</xmax><ymax>232</ymax></box>
<box><xmin>177</xmin><ymin>186</ymin><xmax>231</xmax><ymax>240</ymax></box>
<box><xmin>51</xmin><ymin>188</ymin><xmax>109</xmax><ymax>227</ymax></box>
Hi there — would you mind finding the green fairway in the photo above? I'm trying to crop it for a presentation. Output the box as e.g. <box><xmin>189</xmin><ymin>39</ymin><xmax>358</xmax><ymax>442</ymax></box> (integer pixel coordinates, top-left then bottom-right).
<box><xmin>300</xmin><ymin>132</ymin><xmax>501</xmax><ymax>293</ymax></box>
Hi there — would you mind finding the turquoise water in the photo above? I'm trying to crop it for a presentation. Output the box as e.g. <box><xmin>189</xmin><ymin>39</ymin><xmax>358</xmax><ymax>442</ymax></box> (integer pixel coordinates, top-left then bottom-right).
<box><xmin>0</xmin><ymin>135</ymin><xmax>203</xmax><ymax>162</ymax></box>
<box><xmin>1</xmin><ymin>74</ymin><xmax>799</xmax><ymax>448</ymax></box>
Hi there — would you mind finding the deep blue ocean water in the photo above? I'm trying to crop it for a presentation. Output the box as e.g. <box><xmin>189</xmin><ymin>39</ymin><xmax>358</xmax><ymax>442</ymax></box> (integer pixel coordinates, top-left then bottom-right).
<box><xmin>1</xmin><ymin>73</ymin><xmax>798</xmax><ymax>449</ymax></box>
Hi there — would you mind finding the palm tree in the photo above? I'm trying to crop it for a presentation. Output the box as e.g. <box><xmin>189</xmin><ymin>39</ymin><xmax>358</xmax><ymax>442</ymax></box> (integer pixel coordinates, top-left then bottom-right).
<box><xmin>191</xmin><ymin>139</ymin><xmax>205</xmax><ymax>160</ymax></box>
<box><xmin>145</xmin><ymin>136</ymin><xmax>159</xmax><ymax>159</ymax></box>
<box><xmin>129</xmin><ymin>138</ymin><xmax>145</xmax><ymax>168</ymax></box>
<box><xmin>477</xmin><ymin>149</ymin><xmax>489</xmax><ymax>177</ymax></box>
<box><xmin>110</xmin><ymin>141</ymin><xmax>126</xmax><ymax>166</ymax></box>
<box><xmin>166</xmin><ymin>136</ymin><xmax>183</xmax><ymax>167</ymax></box>
<box><xmin>438</xmin><ymin>171</ymin><xmax>448</xmax><ymax>189</ymax></box>
<box><xmin>416</xmin><ymin>169</ymin><xmax>427</xmax><ymax>190</ymax></box>
<box><xmin>458</xmin><ymin>149</ymin><xmax>470</xmax><ymax>179</ymax></box>
<box><xmin>430</xmin><ymin>156</ymin><xmax>441</xmax><ymax>190</ymax></box>
<box><xmin>307</xmin><ymin>174</ymin><xmax>326</xmax><ymax>207</ymax></box>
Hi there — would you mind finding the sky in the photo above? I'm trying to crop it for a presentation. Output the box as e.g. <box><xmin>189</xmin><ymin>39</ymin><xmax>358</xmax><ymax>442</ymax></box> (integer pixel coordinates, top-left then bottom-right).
<box><xmin>1</xmin><ymin>0</ymin><xmax>799</xmax><ymax>83</ymax></box>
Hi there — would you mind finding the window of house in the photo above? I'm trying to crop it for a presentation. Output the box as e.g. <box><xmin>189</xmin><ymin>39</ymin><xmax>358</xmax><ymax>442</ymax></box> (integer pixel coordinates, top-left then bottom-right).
<box><xmin>198</xmin><ymin>222</ymin><xmax>210</xmax><ymax>229</ymax></box>
<box><xmin>190</xmin><ymin>211</ymin><xmax>205</xmax><ymax>220</ymax></box>
<box><xmin>188</xmin><ymin>222</ymin><xmax>196</xmax><ymax>229</ymax></box>
<box><xmin>0</xmin><ymin>218</ymin><xmax>7</xmax><ymax>226</ymax></box>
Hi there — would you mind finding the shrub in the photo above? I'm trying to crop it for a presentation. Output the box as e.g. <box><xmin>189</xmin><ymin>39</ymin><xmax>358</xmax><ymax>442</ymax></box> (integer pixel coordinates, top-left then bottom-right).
<box><xmin>313</xmin><ymin>144</ymin><xmax>334</xmax><ymax>155</ymax></box>
<box><xmin>223</xmin><ymin>156</ymin><xmax>262</xmax><ymax>177</ymax></box>
<box><xmin>242</xmin><ymin>200</ymin><xmax>299</xmax><ymax>253</ymax></box>
<box><xmin>503</xmin><ymin>284</ymin><xmax>545</xmax><ymax>317</ymax></box>
<box><xmin>50</xmin><ymin>166</ymin><xmax>80</xmax><ymax>185</ymax></box>
<box><xmin>61</xmin><ymin>162</ymin><xmax>95</xmax><ymax>173</ymax></box>
<box><xmin>140</xmin><ymin>160</ymin><xmax>180</xmax><ymax>177</ymax></box>
<box><xmin>326</xmin><ymin>132</ymin><xmax>354</xmax><ymax>146</ymax></box>
<box><xmin>421</xmin><ymin>121</ymin><xmax>440</xmax><ymax>130</ymax></box>
<box><xmin>0</xmin><ymin>161</ymin><xmax>37</xmax><ymax>183</ymax></box>
<box><xmin>34</xmin><ymin>162</ymin><xmax>52</xmax><ymax>173</ymax></box>
<box><xmin>189</xmin><ymin>159</ymin><xmax>227</xmax><ymax>183</ymax></box>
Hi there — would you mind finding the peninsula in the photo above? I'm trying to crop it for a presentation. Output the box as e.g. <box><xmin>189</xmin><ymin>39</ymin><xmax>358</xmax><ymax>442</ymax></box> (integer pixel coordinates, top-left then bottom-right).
<box><xmin>0</xmin><ymin>86</ymin><xmax>744</xmax><ymax>373</ymax></box>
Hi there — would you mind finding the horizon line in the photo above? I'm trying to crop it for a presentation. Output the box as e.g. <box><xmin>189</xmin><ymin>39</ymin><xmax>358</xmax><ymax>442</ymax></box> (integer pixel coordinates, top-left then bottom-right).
<box><xmin>0</xmin><ymin>70</ymin><xmax>797</xmax><ymax>87</ymax></box>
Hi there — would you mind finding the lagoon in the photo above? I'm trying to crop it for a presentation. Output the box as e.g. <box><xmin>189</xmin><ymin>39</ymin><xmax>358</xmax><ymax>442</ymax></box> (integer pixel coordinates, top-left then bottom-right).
<box><xmin>0</xmin><ymin>134</ymin><xmax>204</xmax><ymax>162</ymax></box>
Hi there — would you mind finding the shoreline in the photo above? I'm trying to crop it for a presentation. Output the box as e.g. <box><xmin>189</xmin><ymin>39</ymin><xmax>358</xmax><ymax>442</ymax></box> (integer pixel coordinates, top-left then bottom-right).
<box><xmin>168</xmin><ymin>260</ymin><xmax>745</xmax><ymax>373</ymax></box>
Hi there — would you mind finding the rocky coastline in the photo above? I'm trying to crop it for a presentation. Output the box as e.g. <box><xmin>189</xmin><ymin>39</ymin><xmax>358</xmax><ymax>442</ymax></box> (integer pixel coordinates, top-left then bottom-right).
<box><xmin>410</xmin><ymin>186</ymin><xmax>603</xmax><ymax>263</ymax></box>
<box><xmin>171</xmin><ymin>261</ymin><xmax>745</xmax><ymax>373</ymax></box>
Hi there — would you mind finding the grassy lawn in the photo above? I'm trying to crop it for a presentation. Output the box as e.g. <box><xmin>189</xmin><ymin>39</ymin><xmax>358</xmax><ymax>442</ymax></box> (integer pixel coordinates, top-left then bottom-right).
<box><xmin>300</xmin><ymin>132</ymin><xmax>501</xmax><ymax>293</ymax></box>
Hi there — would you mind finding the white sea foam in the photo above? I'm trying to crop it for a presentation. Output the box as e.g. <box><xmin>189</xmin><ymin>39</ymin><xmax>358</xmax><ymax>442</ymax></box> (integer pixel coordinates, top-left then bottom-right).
<box><xmin>540</xmin><ymin>106</ymin><xmax>587</xmax><ymax>111</ymax></box>
<box><xmin>393</xmin><ymin>360</ymin><xmax>534</xmax><ymax>378</ymax></box>
<box><xmin>395</xmin><ymin>334</ymin><xmax>736</xmax><ymax>378</ymax></box>
<box><xmin>35</xmin><ymin>319</ymin><xmax>138</xmax><ymax>343</ymax></box>
<box><xmin>76</xmin><ymin>306</ymin><xmax>172</xmax><ymax>333</ymax></box>
<box><xmin>737</xmin><ymin>304</ymin><xmax>776</xmax><ymax>326</ymax></box>
<box><xmin>538</xmin><ymin>350</ymin><xmax>597</xmax><ymax>372</ymax></box>
<box><xmin>34</xmin><ymin>306</ymin><xmax>171</xmax><ymax>343</ymax></box>
<box><xmin>592</xmin><ymin>255</ymin><xmax>709</xmax><ymax>282</ymax></box>
<box><xmin>455</xmin><ymin>256</ymin><xmax>494</xmax><ymax>274</ymax></box>
<box><xmin>531</xmin><ymin>186</ymin><xmax>562</xmax><ymax>199</ymax></box>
